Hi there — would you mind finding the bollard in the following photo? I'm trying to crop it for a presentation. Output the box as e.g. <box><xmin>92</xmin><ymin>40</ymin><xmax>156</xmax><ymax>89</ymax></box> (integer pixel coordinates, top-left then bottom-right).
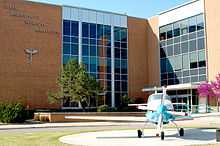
<box><xmin>217</xmin><ymin>129</ymin><xmax>220</xmax><ymax>142</ymax></box>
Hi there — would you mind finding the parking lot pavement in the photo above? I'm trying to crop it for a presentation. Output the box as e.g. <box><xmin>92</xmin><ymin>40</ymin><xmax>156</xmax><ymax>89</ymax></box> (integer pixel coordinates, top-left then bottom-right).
<box><xmin>59</xmin><ymin>128</ymin><xmax>218</xmax><ymax>146</ymax></box>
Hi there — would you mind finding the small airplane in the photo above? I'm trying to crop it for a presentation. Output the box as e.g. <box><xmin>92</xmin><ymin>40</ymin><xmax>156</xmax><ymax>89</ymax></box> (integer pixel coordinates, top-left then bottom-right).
<box><xmin>129</xmin><ymin>86</ymin><xmax>193</xmax><ymax>140</ymax></box>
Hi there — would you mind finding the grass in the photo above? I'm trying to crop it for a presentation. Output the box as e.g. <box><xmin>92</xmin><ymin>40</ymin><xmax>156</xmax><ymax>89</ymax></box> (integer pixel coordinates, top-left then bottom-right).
<box><xmin>0</xmin><ymin>130</ymin><xmax>78</xmax><ymax>146</ymax></box>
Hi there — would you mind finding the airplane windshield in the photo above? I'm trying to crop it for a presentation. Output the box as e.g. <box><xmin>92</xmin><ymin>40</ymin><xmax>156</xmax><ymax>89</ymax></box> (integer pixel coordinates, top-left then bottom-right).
<box><xmin>148</xmin><ymin>94</ymin><xmax>170</xmax><ymax>102</ymax></box>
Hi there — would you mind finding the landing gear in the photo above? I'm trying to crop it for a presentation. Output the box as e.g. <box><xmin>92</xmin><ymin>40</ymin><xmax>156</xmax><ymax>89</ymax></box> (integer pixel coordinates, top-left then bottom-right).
<box><xmin>137</xmin><ymin>129</ymin><xmax>142</xmax><ymax>138</ymax></box>
<box><xmin>179</xmin><ymin>128</ymin><xmax>184</xmax><ymax>136</ymax></box>
<box><xmin>161</xmin><ymin>131</ymin><xmax>165</xmax><ymax>140</ymax></box>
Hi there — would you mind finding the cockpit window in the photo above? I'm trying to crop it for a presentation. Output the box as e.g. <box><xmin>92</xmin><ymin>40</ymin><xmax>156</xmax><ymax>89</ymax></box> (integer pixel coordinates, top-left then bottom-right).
<box><xmin>148</xmin><ymin>94</ymin><xmax>170</xmax><ymax>102</ymax></box>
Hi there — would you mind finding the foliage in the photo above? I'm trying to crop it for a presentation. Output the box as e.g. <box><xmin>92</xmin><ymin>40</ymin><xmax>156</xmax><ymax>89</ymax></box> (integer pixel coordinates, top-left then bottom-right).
<box><xmin>48</xmin><ymin>59</ymin><xmax>103</xmax><ymax>111</ymax></box>
<box><xmin>0</xmin><ymin>103</ymin><xmax>26</xmax><ymax>123</ymax></box>
<box><xmin>198</xmin><ymin>73</ymin><xmax>220</xmax><ymax>111</ymax></box>
<box><xmin>118</xmin><ymin>95</ymin><xmax>134</xmax><ymax>112</ymax></box>
<box><xmin>97</xmin><ymin>105</ymin><xmax>109</xmax><ymax>112</ymax></box>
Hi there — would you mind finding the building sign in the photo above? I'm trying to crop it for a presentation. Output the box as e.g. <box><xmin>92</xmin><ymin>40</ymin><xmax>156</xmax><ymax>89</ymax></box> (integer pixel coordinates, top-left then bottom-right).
<box><xmin>3</xmin><ymin>1</ymin><xmax>59</xmax><ymax>35</ymax></box>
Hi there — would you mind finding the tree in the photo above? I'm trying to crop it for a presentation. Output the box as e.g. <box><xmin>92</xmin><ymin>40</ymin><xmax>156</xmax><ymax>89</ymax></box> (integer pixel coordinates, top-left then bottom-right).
<box><xmin>197</xmin><ymin>73</ymin><xmax>220</xmax><ymax>112</ymax></box>
<box><xmin>48</xmin><ymin>60</ymin><xmax>102</xmax><ymax>111</ymax></box>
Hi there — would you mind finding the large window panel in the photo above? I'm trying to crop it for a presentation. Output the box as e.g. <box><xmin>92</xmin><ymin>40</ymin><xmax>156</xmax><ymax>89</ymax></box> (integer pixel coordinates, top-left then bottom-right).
<box><xmin>89</xmin><ymin>23</ymin><xmax>96</xmax><ymax>38</ymax></box>
<box><xmin>198</xmin><ymin>38</ymin><xmax>205</xmax><ymax>50</ymax></box>
<box><xmin>166</xmin><ymin>24</ymin><xmax>173</xmax><ymax>39</ymax></box>
<box><xmin>160</xmin><ymin>26</ymin><xmax>167</xmax><ymax>40</ymax></box>
<box><xmin>63</xmin><ymin>43</ymin><xmax>71</xmax><ymax>54</ymax></box>
<box><xmin>198</xmin><ymin>50</ymin><xmax>206</xmax><ymax>67</ymax></box>
<box><xmin>181</xmin><ymin>42</ymin><xmax>188</xmax><ymax>53</ymax></box>
<box><xmin>180</xmin><ymin>20</ymin><xmax>188</xmax><ymax>35</ymax></box>
<box><xmin>71</xmin><ymin>44</ymin><xmax>78</xmax><ymax>55</ymax></box>
<box><xmin>190</xmin><ymin>52</ymin><xmax>198</xmax><ymax>69</ymax></box>
<box><xmin>182</xmin><ymin>54</ymin><xmax>189</xmax><ymax>69</ymax></box>
<box><xmin>82</xmin><ymin>45</ymin><xmax>89</xmax><ymax>56</ymax></box>
<box><xmin>114</xmin><ymin>27</ymin><xmax>120</xmax><ymax>42</ymax></box>
<box><xmin>174</xmin><ymin>22</ymin><xmax>180</xmax><ymax>37</ymax></box>
<box><xmin>63</xmin><ymin>20</ymin><xmax>70</xmax><ymax>35</ymax></box>
<box><xmin>197</xmin><ymin>14</ymin><xmax>204</xmax><ymax>30</ymax></box>
<box><xmin>71</xmin><ymin>21</ymin><xmax>78</xmax><ymax>36</ymax></box>
<box><xmin>121</xmin><ymin>28</ymin><xmax>127</xmax><ymax>42</ymax></box>
<box><xmin>160</xmin><ymin>58</ymin><xmax>167</xmax><ymax>73</ymax></box>
<box><xmin>189</xmin><ymin>17</ymin><xmax>196</xmax><ymax>33</ymax></box>
<box><xmin>97</xmin><ymin>24</ymin><xmax>104</xmax><ymax>39</ymax></box>
<box><xmin>82</xmin><ymin>22</ymin><xmax>89</xmax><ymax>38</ymax></box>
<box><xmin>189</xmin><ymin>39</ymin><xmax>196</xmax><ymax>52</ymax></box>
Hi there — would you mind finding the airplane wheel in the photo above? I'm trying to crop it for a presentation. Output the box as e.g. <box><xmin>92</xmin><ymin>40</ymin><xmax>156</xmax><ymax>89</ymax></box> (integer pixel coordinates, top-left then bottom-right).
<box><xmin>137</xmin><ymin>129</ymin><xmax>142</xmax><ymax>138</ymax></box>
<box><xmin>179</xmin><ymin>128</ymin><xmax>184</xmax><ymax>136</ymax></box>
<box><xmin>161</xmin><ymin>131</ymin><xmax>164</xmax><ymax>140</ymax></box>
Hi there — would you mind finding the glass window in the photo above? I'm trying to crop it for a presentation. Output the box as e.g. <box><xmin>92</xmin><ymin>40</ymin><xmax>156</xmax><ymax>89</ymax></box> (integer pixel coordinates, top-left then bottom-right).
<box><xmin>121</xmin><ymin>81</ymin><xmax>128</xmax><ymax>92</ymax></box>
<box><xmin>190</xmin><ymin>52</ymin><xmax>198</xmax><ymax>69</ymax></box>
<box><xmin>115</xmin><ymin>59</ymin><xmax>121</xmax><ymax>74</ymax></box>
<box><xmin>174</xmin><ymin>22</ymin><xmax>180</xmax><ymax>37</ymax></box>
<box><xmin>160</xmin><ymin>26</ymin><xmax>167</xmax><ymax>40</ymax></box>
<box><xmin>198</xmin><ymin>38</ymin><xmax>205</xmax><ymax>50</ymax></box>
<box><xmin>71</xmin><ymin>37</ymin><xmax>78</xmax><ymax>44</ymax></box>
<box><xmin>189</xmin><ymin>39</ymin><xmax>196</xmax><ymax>52</ymax></box>
<box><xmin>114</xmin><ymin>27</ymin><xmax>121</xmax><ymax>42</ymax></box>
<box><xmin>82</xmin><ymin>38</ymin><xmax>89</xmax><ymax>44</ymax></box>
<box><xmin>199</xmin><ymin>68</ymin><xmax>206</xmax><ymax>75</ymax></box>
<box><xmin>121</xmin><ymin>28</ymin><xmax>127</xmax><ymax>42</ymax></box>
<box><xmin>190</xmin><ymin>69</ymin><xmax>198</xmax><ymax>75</ymax></box>
<box><xmin>82</xmin><ymin>45</ymin><xmax>89</xmax><ymax>56</ymax></box>
<box><xmin>71</xmin><ymin>44</ymin><xmax>78</xmax><ymax>55</ymax></box>
<box><xmin>90</xmin><ymin>39</ymin><xmax>96</xmax><ymax>45</ymax></box>
<box><xmin>167</xmin><ymin>45</ymin><xmax>173</xmax><ymax>56</ymax></box>
<box><xmin>121</xmin><ymin>60</ymin><xmax>128</xmax><ymax>74</ymax></box>
<box><xmin>167</xmin><ymin>39</ymin><xmax>173</xmax><ymax>45</ymax></box>
<box><xmin>114</xmin><ymin>42</ymin><xmax>120</xmax><ymax>48</ymax></box>
<box><xmin>189</xmin><ymin>17</ymin><xmax>196</xmax><ymax>33</ymax></box>
<box><xmin>191</xmin><ymin>76</ymin><xmax>198</xmax><ymax>83</ymax></box>
<box><xmin>82</xmin><ymin>57</ymin><xmax>89</xmax><ymax>71</ymax></box>
<box><xmin>189</xmin><ymin>32</ymin><xmax>196</xmax><ymax>40</ymax></box>
<box><xmin>183</xmin><ymin>70</ymin><xmax>190</xmax><ymax>76</ymax></box>
<box><xmin>180</xmin><ymin>20</ymin><xmax>188</xmax><ymax>35</ymax></box>
<box><xmin>107</xmin><ymin>47</ymin><xmax>111</xmax><ymax>58</ymax></box>
<box><xmin>121</xmin><ymin>49</ymin><xmax>127</xmax><ymax>59</ymax></box>
<box><xmin>121</xmin><ymin>42</ymin><xmax>127</xmax><ymax>48</ymax></box>
<box><xmin>181</xmin><ymin>42</ymin><xmax>188</xmax><ymax>53</ymax></box>
<box><xmin>182</xmin><ymin>54</ymin><xmax>189</xmax><ymax>69</ymax></box>
<box><xmin>197</xmin><ymin>30</ymin><xmax>204</xmax><ymax>38</ymax></box>
<box><xmin>160</xmin><ymin>46</ymin><xmax>167</xmax><ymax>58</ymax></box>
<box><xmin>104</xmin><ymin>25</ymin><xmax>111</xmax><ymax>40</ymax></box>
<box><xmin>71</xmin><ymin>21</ymin><xmax>78</xmax><ymax>36</ymax></box>
<box><xmin>63</xmin><ymin>36</ymin><xmax>70</xmax><ymax>42</ymax></box>
<box><xmin>90</xmin><ymin>57</ymin><xmax>97</xmax><ymax>73</ymax></box>
<box><xmin>167</xmin><ymin>25</ymin><xmax>173</xmax><ymax>39</ymax></box>
<box><xmin>166</xmin><ymin>57</ymin><xmax>174</xmax><ymax>73</ymax></box>
<box><xmin>174</xmin><ymin>37</ymin><xmax>180</xmax><ymax>43</ymax></box>
<box><xmin>198</xmin><ymin>50</ymin><xmax>206</xmax><ymax>67</ymax></box>
<box><xmin>175</xmin><ymin>55</ymin><xmax>182</xmax><ymax>70</ymax></box>
<box><xmin>89</xmin><ymin>23</ymin><xmax>96</xmax><ymax>38</ymax></box>
<box><xmin>181</xmin><ymin>34</ymin><xmax>188</xmax><ymax>42</ymax></box>
<box><xmin>63</xmin><ymin>43</ymin><xmax>70</xmax><ymax>54</ymax></box>
<box><xmin>174</xmin><ymin>44</ymin><xmax>181</xmax><ymax>55</ymax></box>
<box><xmin>82</xmin><ymin>22</ymin><xmax>89</xmax><ymax>38</ymax></box>
<box><xmin>90</xmin><ymin>45</ymin><xmax>97</xmax><ymax>56</ymax></box>
<box><xmin>160</xmin><ymin>58</ymin><xmax>167</xmax><ymax>73</ymax></box>
<box><xmin>115</xmin><ymin>48</ymin><xmax>120</xmax><ymax>58</ymax></box>
<box><xmin>63</xmin><ymin>55</ymin><xmax>70</xmax><ymax>64</ymax></box>
<box><xmin>97</xmin><ymin>24</ymin><xmax>104</xmax><ymax>39</ymax></box>
<box><xmin>197</xmin><ymin>14</ymin><xmax>204</xmax><ymax>30</ymax></box>
<box><xmin>63</xmin><ymin>20</ymin><xmax>70</xmax><ymax>35</ymax></box>
<box><xmin>199</xmin><ymin>75</ymin><xmax>206</xmax><ymax>81</ymax></box>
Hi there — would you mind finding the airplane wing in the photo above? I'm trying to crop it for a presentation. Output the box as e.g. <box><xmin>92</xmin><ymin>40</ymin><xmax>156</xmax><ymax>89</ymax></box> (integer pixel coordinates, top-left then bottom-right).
<box><xmin>173</xmin><ymin>115</ymin><xmax>193</xmax><ymax>121</ymax></box>
<box><xmin>128</xmin><ymin>104</ymin><xmax>148</xmax><ymax>111</ymax></box>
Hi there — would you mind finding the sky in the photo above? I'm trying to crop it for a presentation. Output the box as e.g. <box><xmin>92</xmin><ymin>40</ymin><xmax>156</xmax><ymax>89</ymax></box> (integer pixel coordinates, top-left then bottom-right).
<box><xmin>29</xmin><ymin>0</ymin><xmax>191</xmax><ymax>19</ymax></box>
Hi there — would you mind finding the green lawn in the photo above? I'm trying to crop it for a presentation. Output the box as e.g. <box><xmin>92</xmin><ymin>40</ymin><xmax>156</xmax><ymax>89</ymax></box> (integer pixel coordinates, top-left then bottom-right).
<box><xmin>0</xmin><ymin>130</ymin><xmax>77</xmax><ymax>146</ymax></box>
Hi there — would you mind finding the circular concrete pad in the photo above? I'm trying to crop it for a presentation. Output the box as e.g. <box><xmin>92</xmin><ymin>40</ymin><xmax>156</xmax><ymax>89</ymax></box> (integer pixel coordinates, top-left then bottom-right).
<box><xmin>60</xmin><ymin>128</ymin><xmax>217</xmax><ymax>146</ymax></box>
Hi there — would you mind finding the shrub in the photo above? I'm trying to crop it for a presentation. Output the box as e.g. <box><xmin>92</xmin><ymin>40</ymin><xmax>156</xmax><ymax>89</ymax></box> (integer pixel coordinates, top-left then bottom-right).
<box><xmin>0</xmin><ymin>103</ymin><xmax>26</xmax><ymax>123</ymax></box>
<box><xmin>97</xmin><ymin>105</ymin><xmax>109</xmax><ymax>112</ymax></box>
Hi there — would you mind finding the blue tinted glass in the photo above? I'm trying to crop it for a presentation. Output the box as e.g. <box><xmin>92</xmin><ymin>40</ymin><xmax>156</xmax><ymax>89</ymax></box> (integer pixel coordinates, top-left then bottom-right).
<box><xmin>104</xmin><ymin>25</ymin><xmax>111</xmax><ymax>40</ymax></box>
<box><xmin>114</xmin><ymin>42</ymin><xmax>120</xmax><ymax>48</ymax></box>
<box><xmin>82</xmin><ymin>57</ymin><xmax>89</xmax><ymax>71</ymax></box>
<box><xmin>82</xmin><ymin>38</ymin><xmax>89</xmax><ymax>44</ymax></box>
<box><xmin>121</xmin><ymin>42</ymin><xmax>127</xmax><ymax>48</ymax></box>
<box><xmin>121</xmin><ymin>81</ymin><xmax>128</xmax><ymax>92</ymax></box>
<box><xmin>160</xmin><ymin>59</ymin><xmax>167</xmax><ymax>73</ymax></box>
<box><xmin>90</xmin><ymin>23</ymin><xmax>96</xmax><ymax>38</ymax></box>
<box><xmin>63</xmin><ymin>43</ymin><xmax>70</xmax><ymax>54</ymax></box>
<box><xmin>71</xmin><ymin>21</ymin><xmax>78</xmax><ymax>36</ymax></box>
<box><xmin>71</xmin><ymin>44</ymin><xmax>78</xmax><ymax>55</ymax></box>
<box><xmin>115</xmin><ymin>48</ymin><xmax>120</xmax><ymax>58</ymax></box>
<box><xmin>90</xmin><ymin>39</ymin><xmax>96</xmax><ymax>45</ymax></box>
<box><xmin>70</xmin><ymin>56</ymin><xmax>78</xmax><ymax>62</ymax></box>
<box><xmin>115</xmin><ymin>59</ymin><xmax>120</xmax><ymax>74</ymax></box>
<box><xmin>63</xmin><ymin>20</ymin><xmax>70</xmax><ymax>35</ymax></box>
<box><xmin>121</xmin><ymin>28</ymin><xmax>127</xmax><ymax>42</ymax></box>
<box><xmin>107</xmin><ymin>58</ymin><xmax>111</xmax><ymax>73</ymax></box>
<box><xmin>63</xmin><ymin>36</ymin><xmax>70</xmax><ymax>42</ymax></box>
<box><xmin>82</xmin><ymin>45</ymin><xmax>89</xmax><ymax>56</ymax></box>
<box><xmin>90</xmin><ymin>57</ymin><xmax>97</xmax><ymax>72</ymax></box>
<box><xmin>121</xmin><ymin>49</ymin><xmax>127</xmax><ymax>59</ymax></box>
<box><xmin>121</xmin><ymin>75</ymin><xmax>127</xmax><ymax>81</ymax></box>
<box><xmin>115</xmin><ymin>81</ymin><xmax>120</xmax><ymax>91</ymax></box>
<box><xmin>82</xmin><ymin>22</ymin><xmax>89</xmax><ymax>37</ymax></box>
<box><xmin>90</xmin><ymin>45</ymin><xmax>96</xmax><ymax>56</ymax></box>
<box><xmin>107</xmin><ymin>47</ymin><xmax>111</xmax><ymax>58</ymax></box>
<box><xmin>71</xmin><ymin>37</ymin><xmax>78</xmax><ymax>44</ymax></box>
<box><xmin>114</xmin><ymin>27</ymin><xmax>120</xmax><ymax>42</ymax></box>
<box><xmin>97</xmin><ymin>24</ymin><xmax>104</xmax><ymax>39</ymax></box>
<box><xmin>121</xmin><ymin>60</ymin><xmax>127</xmax><ymax>74</ymax></box>
<box><xmin>63</xmin><ymin>55</ymin><xmax>70</xmax><ymax>64</ymax></box>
